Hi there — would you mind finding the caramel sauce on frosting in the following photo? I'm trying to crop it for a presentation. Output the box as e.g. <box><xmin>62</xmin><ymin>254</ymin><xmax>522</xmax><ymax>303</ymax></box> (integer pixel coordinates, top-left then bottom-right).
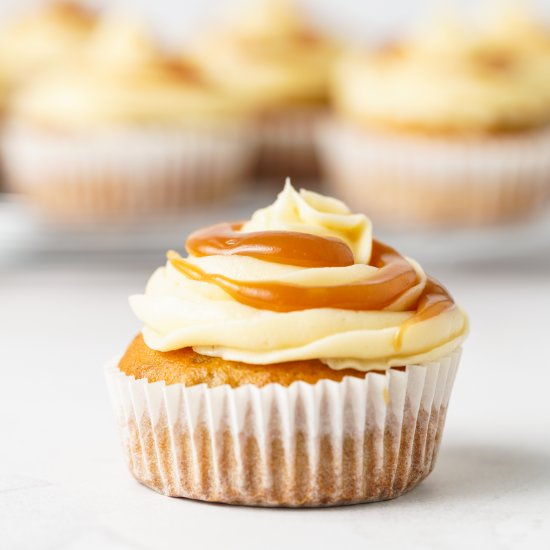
<box><xmin>171</xmin><ymin>227</ymin><xmax>454</xmax><ymax>338</ymax></box>
<box><xmin>131</xmin><ymin>182</ymin><xmax>467</xmax><ymax>371</ymax></box>
<box><xmin>187</xmin><ymin>222</ymin><xmax>355</xmax><ymax>268</ymax></box>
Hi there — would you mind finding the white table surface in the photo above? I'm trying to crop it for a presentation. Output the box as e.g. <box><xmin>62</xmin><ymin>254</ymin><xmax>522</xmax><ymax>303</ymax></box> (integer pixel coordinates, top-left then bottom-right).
<box><xmin>1</xmin><ymin>262</ymin><xmax>549</xmax><ymax>550</ymax></box>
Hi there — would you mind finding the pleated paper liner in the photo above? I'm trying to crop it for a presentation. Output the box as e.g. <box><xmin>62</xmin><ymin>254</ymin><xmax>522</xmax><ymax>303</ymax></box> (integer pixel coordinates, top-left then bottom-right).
<box><xmin>105</xmin><ymin>349</ymin><xmax>461</xmax><ymax>507</ymax></box>
<box><xmin>2</xmin><ymin>121</ymin><xmax>256</xmax><ymax>225</ymax></box>
<box><xmin>318</xmin><ymin>120</ymin><xmax>550</xmax><ymax>228</ymax></box>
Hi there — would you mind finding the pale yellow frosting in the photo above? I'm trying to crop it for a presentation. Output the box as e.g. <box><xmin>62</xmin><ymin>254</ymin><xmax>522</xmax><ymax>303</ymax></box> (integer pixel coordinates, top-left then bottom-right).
<box><xmin>11</xmin><ymin>17</ymin><xmax>249</xmax><ymax>129</ymax></box>
<box><xmin>485</xmin><ymin>4</ymin><xmax>550</xmax><ymax>53</ymax></box>
<box><xmin>333</xmin><ymin>14</ymin><xmax>550</xmax><ymax>134</ymax></box>
<box><xmin>130</xmin><ymin>182</ymin><xmax>468</xmax><ymax>371</ymax></box>
<box><xmin>0</xmin><ymin>1</ymin><xmax>96</xmax><ymax>86</ymax></box>
<box><xmin>190</xmin><ymin>0</ymin><xmax>337</xmax><ymax>108</ymax></box>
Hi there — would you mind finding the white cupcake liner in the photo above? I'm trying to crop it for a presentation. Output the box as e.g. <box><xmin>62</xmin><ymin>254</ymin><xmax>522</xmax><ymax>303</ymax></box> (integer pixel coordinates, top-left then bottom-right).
<box><xmin>254</xmin><ymin>108</ymin><xmax>325</xmax><ymax>181</ymax></box>
<box><xmin>105</xmin><ymin>348</ymin><xmax>461</xmax><ymax>507</ymax></box>
<box><xmin>2</xmin><ymin>121</ymin><xmax>256</xmax><ymax>224</ymax></box>
<box><xmin>318</xmin><ymin>120</ymin><xmax>550</xmax><ymax>228</ymax></box>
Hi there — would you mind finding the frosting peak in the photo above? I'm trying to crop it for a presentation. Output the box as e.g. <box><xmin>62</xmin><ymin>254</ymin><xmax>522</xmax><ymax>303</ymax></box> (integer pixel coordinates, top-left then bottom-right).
<box><xmin>86</xmin><ymin>16</ymin><xmax>162</xmax><ymax>70</ymax></box>
<box><xmin>242</xmin><ymin>181</ymin><xmax>372</xmax><ymax>264</ymax></box>
<box><xmin>190</xmin><ymin>0</ymin><xmax>337</xmax><ymax>106</ymax></box>
<box><xmin>236</xmin><ymin>0</ymin><xmax>305</xmax><ymax>40</ymax></box>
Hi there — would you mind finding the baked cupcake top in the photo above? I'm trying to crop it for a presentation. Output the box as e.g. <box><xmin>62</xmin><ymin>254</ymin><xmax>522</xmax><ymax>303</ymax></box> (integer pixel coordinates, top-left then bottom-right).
<box><xmin>0</xmin><ymin>1</ymin><xmax>96</xmax><ymax>87</ymax></box>
<box><xmin>190</xmin><ymin>0</ymin><xmax>337</xmax><ymax>108</ymax></box>
<box><xmin>130</xmin><ymin>181</ymin><xmax>468</xmax><ymax>371</ymax></box>
<box><xmin>333</xmin><ymin>14</ymin><xmax>550</xmax><ymax>134</ymax></box>
<box><xmin>11</xmin><ymin>16</ymin><xmax>249</xmax><ymax>129</ymax></box>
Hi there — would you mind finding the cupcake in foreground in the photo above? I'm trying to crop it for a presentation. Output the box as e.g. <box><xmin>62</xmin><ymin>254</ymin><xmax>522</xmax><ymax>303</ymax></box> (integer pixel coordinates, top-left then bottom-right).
<box><xmin>0</xmin><ymin>1</ymin><xmax>96</xmax><ymax>88</ymax></box>
<box><xmin>3</xmin><ymin>17</ymin><xmax>254</xmax><ymax>223</ymax></box>
<box><xmin>320</xmin><ymin>13</ymin><xmax>550</xmax><ymax>228</ymax></box>
<box><xmin>106</xmin><ymin>181</ymin><xmax>468</xmax><ymax>506</ymax></box>
<box><xmin>190</xmin><ymin>0</ymin><xmax>337</xmax><ymax>180</ymax></box>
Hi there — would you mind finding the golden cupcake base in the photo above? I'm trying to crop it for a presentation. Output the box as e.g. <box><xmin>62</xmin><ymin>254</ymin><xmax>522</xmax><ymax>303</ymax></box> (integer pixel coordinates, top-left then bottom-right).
<box><xmin>106</xmin><ymin>350</ymin><xmax>460</xmax><ymax>507</ymax></box>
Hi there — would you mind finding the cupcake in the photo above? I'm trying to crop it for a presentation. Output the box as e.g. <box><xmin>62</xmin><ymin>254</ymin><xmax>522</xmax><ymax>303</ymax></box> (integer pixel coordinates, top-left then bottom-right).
<box><xmin>0</xmin><ymin>1</ymin><xmax>96</xmax><ymax>87</ymax></box>
<box><xmin>320</xmin><ymin>13</ymin><xmax>550</xmax><ymax>228</ymax></box>
<box><xmin>105</xmin><ymin>181</ymin><xmax>468</xmax><ymax>506</ymax></box>
<box><xmin>190</xmin><ymin>0</ymin><xmax>337</xmax><ymax>181</ymax></box>
<box><xmin>2</xmin><ymin>16</ymin><xmax>255</xmax><ymax>224</ymax></box>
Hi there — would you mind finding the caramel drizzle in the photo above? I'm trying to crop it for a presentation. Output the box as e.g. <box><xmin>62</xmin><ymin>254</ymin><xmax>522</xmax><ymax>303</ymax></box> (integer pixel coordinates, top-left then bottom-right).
<box><xmin>170</xmin><ymin>222</ymin><xmax>456</xmax><ymax>348</ymax></box>
<box><xmin>394</xmin><ymin>278</ymin><xmax>455</xmax><ymax>349</ymax></box>
<box><xmin>187</xmin><ymin>222</ymin><xmax>355</xmax><ymax>268</ymax></box>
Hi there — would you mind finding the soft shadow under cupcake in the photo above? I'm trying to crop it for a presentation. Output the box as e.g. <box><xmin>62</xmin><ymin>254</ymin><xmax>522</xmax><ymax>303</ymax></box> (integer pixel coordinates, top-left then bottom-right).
<box><xmin>407</xmin><ymin>443</ymin><xmax>550</xmax><ymax>502</ymax></box>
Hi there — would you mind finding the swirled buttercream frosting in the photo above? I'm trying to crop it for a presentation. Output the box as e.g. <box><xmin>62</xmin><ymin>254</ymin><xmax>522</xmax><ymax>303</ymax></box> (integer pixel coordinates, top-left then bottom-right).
<box><xmin>131</xmin><ymin>181</ymin><xmax>468</xmax><ymax>371</ymax></box>
<box><xmin>333</xmin><ymin>13</ymin><xmax>550</xmax><ymax>134</ymax></box>
<box><xmin>12</xmin><ymin>16</ymin><xmax>248</xmax><ymax>128</ymax></box>
<box><xmin>190</xmin><ymin>0</ymin><xmax>337</xmax><ymax>107</ymax></box>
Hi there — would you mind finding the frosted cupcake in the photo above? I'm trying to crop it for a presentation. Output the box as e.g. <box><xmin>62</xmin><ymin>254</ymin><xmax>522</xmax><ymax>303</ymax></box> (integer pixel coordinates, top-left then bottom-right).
<box><xmin>0</xmin><ymin>1</ymin><xmax>96</xmax><ymax>88</ymax></box>
<box><xmin>320</xmin><ymin>14</ymin><xmax>550</xmax><ymax>228</ymax></box>
<box><xmin>190</xmin><ymin>0</ymin><xmax>337</xmax><ymax>180</ymax></box>
<box><xmin>106</xmin><ymin>182</ymin><xmax>468</xmax><ymax>506</ymax></box>
<box><xmin>3</xmin><ymin>17</ymin><xmax>255</xmax><ymax>223</ymax></box>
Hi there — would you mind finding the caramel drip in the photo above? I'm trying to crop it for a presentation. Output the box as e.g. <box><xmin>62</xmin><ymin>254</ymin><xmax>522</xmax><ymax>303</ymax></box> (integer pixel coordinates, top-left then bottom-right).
<box><xmin>172</xmin><ymin>222</ymin><xmax>455</xmax><ymax>348</ymax></box>
<box><xmin>186</xmin><ymin>222</ymin><xmax>355</xmax><ymax>268</ymax></box>
<box><xmin>168</xmin><ymin>240</ymin><xmax>418</xmax><ymax>313</ymax></box>
<box><xmin>394</xmin><ymin>278</ymin><xmax>454</xmax><ymax>349</ymax></box>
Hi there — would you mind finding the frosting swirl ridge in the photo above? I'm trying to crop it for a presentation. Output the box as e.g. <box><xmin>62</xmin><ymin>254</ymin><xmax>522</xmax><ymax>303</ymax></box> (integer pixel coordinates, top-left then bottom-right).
<box><xmin>131</xmin><ymin>182</ymin><xmax>468</xmax><ymax>370</ymax></box>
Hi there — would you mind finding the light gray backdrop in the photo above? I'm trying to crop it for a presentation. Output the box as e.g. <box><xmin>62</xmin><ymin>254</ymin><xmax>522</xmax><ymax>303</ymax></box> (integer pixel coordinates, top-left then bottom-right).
<box><xmin>1</xmin><ymin>0</ymin><xmax>550</xmax><ymax>48</ymax></box>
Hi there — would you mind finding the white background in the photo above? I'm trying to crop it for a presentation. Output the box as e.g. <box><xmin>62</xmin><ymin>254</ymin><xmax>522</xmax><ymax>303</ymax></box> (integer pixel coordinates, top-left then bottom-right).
<box><xmin>1</xmin><ymin>0</ymin><xmax>550</xmax><ymax>46</ymax></box>
<box><xmin>1</xmin><ymin>261</ymin><xmax>549</xmax><ymax>549</ymax></box>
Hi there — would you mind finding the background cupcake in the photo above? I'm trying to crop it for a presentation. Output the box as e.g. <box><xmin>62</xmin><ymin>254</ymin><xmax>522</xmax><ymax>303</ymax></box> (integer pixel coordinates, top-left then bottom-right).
<box><xmin>2</xmin><ymin>15</ymin><xmax>255</xmax><ymax>224</ymax></box>
<box><xmin>190</xmin><ymin>0</ymin><xmax>337</xmax><ymax>182</ymax></box>
<box><xmin>320</xmin><ymin>13</ymin><xmax>550</xmax><ymax>228</ymax></box>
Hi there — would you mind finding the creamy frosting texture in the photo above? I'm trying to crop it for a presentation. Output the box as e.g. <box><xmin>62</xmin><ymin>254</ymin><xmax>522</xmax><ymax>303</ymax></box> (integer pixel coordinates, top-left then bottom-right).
<box><xmin>333</xmin><ymin>12</ymin><xmax>550</xmax><ymax>134</ymax></box>
<box><xmin>12</xmin><ymin>16</ymin><xmax>248</xmax><ymax>128</ymax></box>
<box><xmin>0</xmin><ymin>1</ymin><xmax>96</xmax><ymax>86</ymax></box>
<box><xmin>190</xmin><ymin>0</ymin><xmax>337</xmax><ymax>107</ymax></box>
<box><xmin>130</xmin><ymin>182</ymin><xmax>468</xmax><ymax>371</ymax></box>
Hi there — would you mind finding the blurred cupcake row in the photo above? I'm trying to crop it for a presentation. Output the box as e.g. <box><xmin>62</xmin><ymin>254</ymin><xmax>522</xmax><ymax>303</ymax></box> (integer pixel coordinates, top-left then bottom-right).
<box><xmin>0</xmin><ymin>2</ymin><xmax>255</xmax><ymax>223</ymax></box>
<box><xmin>0</xmin><ymin>0</ymin><xmax>549</xmax><ymax>228</ymax></box>
<box><xmin>0</xmin><ymin>0</ymin><xmax>335</xmax><ymax>224</ymax></box>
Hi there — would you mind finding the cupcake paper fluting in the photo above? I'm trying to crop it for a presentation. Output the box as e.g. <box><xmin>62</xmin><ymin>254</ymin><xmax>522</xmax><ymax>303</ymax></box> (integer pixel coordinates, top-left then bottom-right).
<box><xmin>2</xmin><ymin>122</ymin><xmax>255</xmax><ymax>223</ymax></box>
<box><xmin>105</xmin><ymin>349</ymin><xmax>460</xmax><ymax>507</ymax></box>
<box><xmin>319</xmin><ymin>121</ymin><xmax>550</xmax><ymax>228</ymax></box>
